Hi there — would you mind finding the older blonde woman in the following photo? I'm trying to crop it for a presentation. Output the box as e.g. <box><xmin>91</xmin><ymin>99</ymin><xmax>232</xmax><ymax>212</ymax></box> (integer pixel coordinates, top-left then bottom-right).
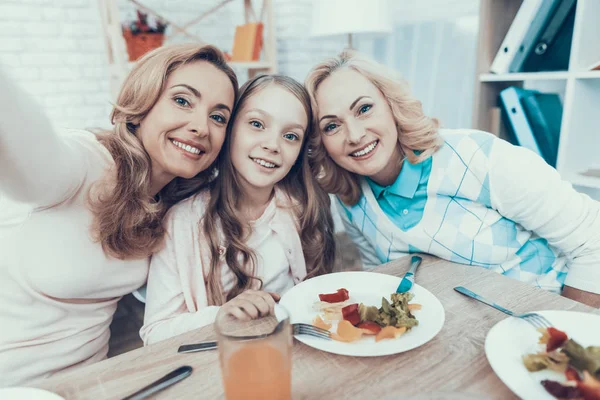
<box><xmin>305</xmin><ymin>50</ymin><xmax>600</xmax><ymax>307</ymax></box>
<box><xmin>0</xmin><ymin>44</ymin><xmax>238</xmax><ymax>386</ymax></box>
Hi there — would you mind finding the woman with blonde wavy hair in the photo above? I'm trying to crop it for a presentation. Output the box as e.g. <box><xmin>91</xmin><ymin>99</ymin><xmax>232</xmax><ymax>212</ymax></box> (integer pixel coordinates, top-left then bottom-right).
<box><xmin>0</xmin><ymin>43</ymin><xmax>238</xmax><ymax>386</ymax></box>
<box><xmin>305</xmin><ymin>50</ymin><xmax>600</xmax><ymax>307</ymax></box>
<box><xmin>140</xmin><ymin>74</ymin><xmax>336</xmax><ymax>344</ymax></box>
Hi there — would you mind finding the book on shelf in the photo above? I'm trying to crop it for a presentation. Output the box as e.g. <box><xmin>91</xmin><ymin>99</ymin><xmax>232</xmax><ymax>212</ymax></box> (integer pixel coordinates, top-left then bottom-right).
<box><xmin>490</xmin><ymin>0</ymin><xmax>576</xmax><ymax>74</ymax></box>
<box><xmin>498</xmin><ymin>87</ymin><xmax>563</xmax><ymax>167</ymax></box>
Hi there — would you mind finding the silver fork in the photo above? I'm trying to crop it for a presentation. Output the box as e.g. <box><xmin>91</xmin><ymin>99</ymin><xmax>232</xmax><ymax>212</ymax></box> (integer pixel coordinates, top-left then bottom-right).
<box><xmin>293</xmin><ymin>322</ymin><xmax>332</xmax><ymax>340</ymax></box>
<box><xmin>454</xmin><ymin>286</ymin><xmax>552</xmax><ymax>329</ymax></box>
<box><xmin>177</xmin><ymin>323</ymin><xmax>331</xmax><ymax>353</ymax></box>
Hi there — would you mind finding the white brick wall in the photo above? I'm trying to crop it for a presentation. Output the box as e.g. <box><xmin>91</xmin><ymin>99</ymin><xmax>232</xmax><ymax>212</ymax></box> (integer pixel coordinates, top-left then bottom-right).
<box><xmin>0</xmin><ymin>0</ymin><xmax>111</xmax><ymax>130</ymax></box>
<box><xmin>0</xmin><ymin>0</ymin><xmax>344</xmax><ymax>131</ymax></box>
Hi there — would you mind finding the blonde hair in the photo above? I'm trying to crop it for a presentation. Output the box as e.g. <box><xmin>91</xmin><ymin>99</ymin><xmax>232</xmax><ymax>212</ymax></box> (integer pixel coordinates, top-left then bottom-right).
<box><xmin>202</xmin><ymin>75</ymin><xmax>336</xmax><ymax>305</ymax></box>
<box><xmin>305</xmin><ymin>50</ymin><xmax>443</xmax><ymax>206</ymax></box>
<box><xmin>89</xmin><ymin>43</ymin><xmax>239</xmax><ymax>259</ymax></box>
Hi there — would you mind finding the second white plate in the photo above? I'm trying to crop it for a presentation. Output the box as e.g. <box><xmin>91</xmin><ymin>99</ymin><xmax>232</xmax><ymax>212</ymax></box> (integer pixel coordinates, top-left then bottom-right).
<box><xmin>485</xmin><ymin>310</ymin><xmax>600</xmax><ymax>400</ymax></box>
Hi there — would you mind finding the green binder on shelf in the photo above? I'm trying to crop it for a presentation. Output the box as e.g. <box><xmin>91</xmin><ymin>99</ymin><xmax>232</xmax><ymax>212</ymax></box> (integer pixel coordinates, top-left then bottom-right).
<box><xmin>520</xmin><ymin>0</ymin><xmax>577</xmax><ymax>72</ymax></box>
<box><xmin>520</xmin><ymin>92</ymin><xmax>563</xmax><ymax>167</ymax></box>
<box><xmin>499</xmin><ymin>87</ymin><xmax>563</xmax><ymax>167</ymax></box>
<box><xmin>508</xmin><ymin>0</ymin><xmax>563</xmax><ymax>73</ymax></box>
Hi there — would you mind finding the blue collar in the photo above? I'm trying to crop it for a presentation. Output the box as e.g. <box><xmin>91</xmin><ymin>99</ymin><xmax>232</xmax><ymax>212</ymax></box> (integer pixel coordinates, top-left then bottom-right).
<box><xmin>367</xmin><ymin>158</ymin><xmax>423</xmax><ymax>199</ymax></box>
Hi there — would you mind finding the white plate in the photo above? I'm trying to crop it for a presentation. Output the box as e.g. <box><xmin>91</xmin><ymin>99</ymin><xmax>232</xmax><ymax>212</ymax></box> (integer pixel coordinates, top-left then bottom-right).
<box><xmin>279</xmin><ymin>271</ymin><xmax>445</xmax><ymax>357</ymax></box>
<box><xmin>0</xmin><ymin>388</ymin><xmax>64</xmax><ymax>400</ymax></box>
<box><xmin>485</xmin><ymin>310</ymin><xmax>600</xmax><ymax>400</ymax></box>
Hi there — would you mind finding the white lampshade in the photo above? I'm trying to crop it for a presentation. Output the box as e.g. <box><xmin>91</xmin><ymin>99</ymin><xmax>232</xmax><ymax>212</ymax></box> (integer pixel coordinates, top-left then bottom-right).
<box><xmin>310</xmin><ymin>0</ymin><xmax>392</xmax><ymax>38</ymax></box>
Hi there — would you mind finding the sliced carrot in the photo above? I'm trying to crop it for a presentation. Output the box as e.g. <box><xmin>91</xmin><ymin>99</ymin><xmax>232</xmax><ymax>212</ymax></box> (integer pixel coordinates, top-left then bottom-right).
<box><xmin>313</xmin><ymin>315</ymin><xmax>332</xmax><ymax>331</ymax></box>
<box><xmin>408</xmin><ymin>303</ymin><xmax>422</xmax><ymax>311</ymax></box>
<box><xmin>375</xmin><ymin>326</ymin><xmax>396</xmax><ymax>342</ymax></box>
<box><xmin>375</xmin><ymin>326</ymin><xmax>407</xmax><ymax>342</ymax></box>
<box><xmin>333</xmin><ymin>320</ymin><xmax>363</xmax><ymax>342</ymax></box>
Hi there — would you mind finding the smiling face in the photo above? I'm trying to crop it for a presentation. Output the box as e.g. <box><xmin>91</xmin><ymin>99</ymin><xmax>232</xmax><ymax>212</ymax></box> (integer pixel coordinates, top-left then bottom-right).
<box><xmin>315</xmin><ymin>68</ymin><xmax>404</xmax><ymax>186</ymax></box>
<box><xmin>137</xmin><ymin>60</ymin><xmax>235</xmax><ymax>189</ymax></box>
<box><xmin>229</xmin><ymin>84</ymin><xmax>307</xmax><ymax>195</ymax></box>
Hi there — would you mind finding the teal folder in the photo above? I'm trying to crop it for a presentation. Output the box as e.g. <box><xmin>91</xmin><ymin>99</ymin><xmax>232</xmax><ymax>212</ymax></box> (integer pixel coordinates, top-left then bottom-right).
<box><xmin>499</xmin><ymin>87</ymin><xmax>563</xmax><ymax>167</ymax></box>
<box><xmin>521</xmin><ymin>92</ymin><xmax>562</xmax><ymax>167</ymax></box>
<box><xmin>499</xmin><ymin>87</ymin><xmax>542</xmax><ymax>157</ymax></box>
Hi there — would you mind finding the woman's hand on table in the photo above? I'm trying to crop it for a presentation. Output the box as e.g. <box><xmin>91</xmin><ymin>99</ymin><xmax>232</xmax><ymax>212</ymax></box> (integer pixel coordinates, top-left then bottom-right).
<box><xmin>562</xmin><ymin>285</ymin><xmax>600</xmax><ymax>308</ymax></box>
<box><xmin>219</xmin><ymin>290</ymin><xmax>281</xmax><ymax>320</ymax></box>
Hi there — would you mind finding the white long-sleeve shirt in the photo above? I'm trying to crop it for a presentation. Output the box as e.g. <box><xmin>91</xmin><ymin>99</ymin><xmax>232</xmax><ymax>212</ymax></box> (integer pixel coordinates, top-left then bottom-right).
<box><xmin>337</xmin><ymin>129</ymin><xmax>600</xmax><ymax>294</ymax></box>
<box><xmin>0</xmin><ymin>69</ymin><xmax>148</xmax><ymax>387</ymax></box>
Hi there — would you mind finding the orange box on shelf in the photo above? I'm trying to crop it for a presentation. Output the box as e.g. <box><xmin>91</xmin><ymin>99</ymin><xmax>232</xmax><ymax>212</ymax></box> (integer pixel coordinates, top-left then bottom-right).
<box><xmin>230</xmin><ymin>22</ymin><xmax>263</xmax><ymax>62</ymax></box>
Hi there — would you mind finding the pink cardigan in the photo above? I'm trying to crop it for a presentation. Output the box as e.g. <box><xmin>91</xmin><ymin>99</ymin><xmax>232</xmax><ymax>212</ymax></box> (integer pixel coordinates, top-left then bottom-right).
<box><xmin>140</xmin><ymin>188</ymin><xmax>307</xmax><ymax>344</ymax></box>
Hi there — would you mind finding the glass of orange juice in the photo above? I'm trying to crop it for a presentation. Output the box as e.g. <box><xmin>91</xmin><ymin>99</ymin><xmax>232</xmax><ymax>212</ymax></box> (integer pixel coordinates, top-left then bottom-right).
<box><xmin>215</xmin><ymin>304</ymin><xmax>292</xmax><ymax>400</ymax></box>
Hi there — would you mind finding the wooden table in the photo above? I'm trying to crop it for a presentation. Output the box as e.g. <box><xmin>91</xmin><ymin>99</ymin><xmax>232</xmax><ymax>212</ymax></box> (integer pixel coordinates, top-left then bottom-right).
<box><xmin>34</xmin><ymin>255</ymin><xmax>599</xmax><ymax>399</ymax></box>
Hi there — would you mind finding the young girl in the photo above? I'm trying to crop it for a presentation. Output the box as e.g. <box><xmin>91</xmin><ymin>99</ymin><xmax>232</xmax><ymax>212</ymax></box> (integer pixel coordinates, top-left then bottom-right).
<box><xmin>140</xmin><ymin>75</ymin><xmax>336</xmax><ymax>344</ymax></box>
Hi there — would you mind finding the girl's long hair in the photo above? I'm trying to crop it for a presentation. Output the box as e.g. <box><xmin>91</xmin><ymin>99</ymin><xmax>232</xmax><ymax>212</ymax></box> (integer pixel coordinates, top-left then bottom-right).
<box><xmin>305</xmin><ymin>49</ymin><xmax>443</xmax><ymax>206</ymax></box>
<box><xmin>89</xmin><ymin>43</ymin><xmax>238</xmax><ymax>259</ymax></box>
<box><xmin>203</xmin><ymin>75</ymin><xmax>336</xmax><ymax>305</ymax></box>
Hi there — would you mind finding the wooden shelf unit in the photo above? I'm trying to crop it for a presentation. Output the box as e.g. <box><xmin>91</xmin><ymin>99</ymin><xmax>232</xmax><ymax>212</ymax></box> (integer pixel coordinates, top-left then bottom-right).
<box><xmin>472</xmin><ymin>0</ymin><xmax>600</xmax><ymax>191</ymax></box>
<box><xmin>98</xmin><ymin>0</ymin><xmax>277</xmax><ymax>99</ymax></box>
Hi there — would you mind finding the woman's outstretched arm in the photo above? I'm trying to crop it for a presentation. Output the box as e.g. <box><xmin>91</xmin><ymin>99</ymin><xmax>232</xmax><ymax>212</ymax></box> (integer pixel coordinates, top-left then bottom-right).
<box><xmin>0</xmin><ymin>67</ymin><xmax>88</xmax><ymax>206</ymax></box>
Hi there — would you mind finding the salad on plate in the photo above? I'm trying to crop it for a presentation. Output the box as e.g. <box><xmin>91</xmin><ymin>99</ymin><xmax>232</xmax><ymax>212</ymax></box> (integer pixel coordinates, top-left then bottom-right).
<box><xmin>312</xmin><ymin>288</ymin><xmax>422</xmax><ymax>343</ymax></box>
<box><xmin>522</xmin><ymin>326</ymin><xmax>600</xmax><ymax>399</ymax></box>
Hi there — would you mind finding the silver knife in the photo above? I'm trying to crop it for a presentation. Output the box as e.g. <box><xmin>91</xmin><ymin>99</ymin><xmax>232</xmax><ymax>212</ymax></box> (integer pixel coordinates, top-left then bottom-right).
<box><xmin>121</xmin><ymin>365</ymin><xmax>192</xmax><ymax>400</ymax></box>
<box><xmin>178</xmin><ymin>341</ymin><xmax>217</xmax><ymax>353</ymax></box>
